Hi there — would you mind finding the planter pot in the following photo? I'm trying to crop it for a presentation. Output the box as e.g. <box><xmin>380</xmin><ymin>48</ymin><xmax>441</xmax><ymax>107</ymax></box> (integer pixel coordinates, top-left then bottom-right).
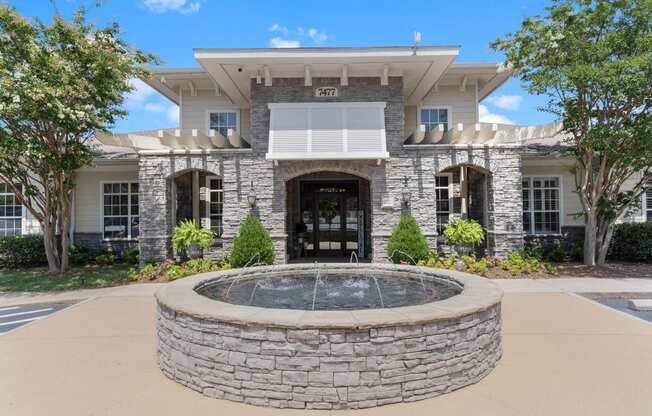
<box><xmin>186</xmin><ymin>244</ymin><xmax>203</xmax><ymax>259</ymax></box>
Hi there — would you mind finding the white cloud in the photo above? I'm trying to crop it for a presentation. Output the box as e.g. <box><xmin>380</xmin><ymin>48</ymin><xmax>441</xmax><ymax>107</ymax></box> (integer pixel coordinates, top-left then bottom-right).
<box><xmin>143</xmin><ymin>102</ymin><xmax>167</xmax><ymax>113</ymax></box>
<box><xmin>124</xmin><ymin>79</ymin><xmax>157</xmax><ymax>110</ymax></box>
<box><xmin>485</xmin><ymin>94</ymin><xmax>522</xmax><ymax>111</ymax></box>
<box><xmin>479</xmin><ymin>104</ymin><xmax>514</xmax><ymax>125</ymax></box>
<box><xmin>269</xmin><ymin>37</ymin><xmax>300</xmax><ymax>48</ymax></box>
<box><xmin>268</xmin><ymin>23</ymin><xmax>288</xmax><ymax>35</ymax></box>
<box><xmin>142</xmin><ymin>0</ymin><xmax>201</xmax><ymax>14</ymax></box>
<box><xmin>267</xmin><ymin>24</ymin><xmax>328</xmax><ymax>48</ymax></box>
<box><xmin>167</xmin><ymin>105</ymin><xmax>180</xmax><ymax>124</ymax></box>
<box><xmin>308</xmin><ymin>28</ymin><xmax>327</xmax><ymax>43</ymax></box>
<box><xmin>142</xmin><ymin>100</ymin><xmax>179</xmax><ymax>125</ymax></box>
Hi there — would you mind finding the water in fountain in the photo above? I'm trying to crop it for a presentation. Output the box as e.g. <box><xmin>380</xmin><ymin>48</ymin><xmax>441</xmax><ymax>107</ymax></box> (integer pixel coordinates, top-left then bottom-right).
<box><xmin>224</xmin><ymin>252</ymin><xmax>261</xmax><ymax>299</ymax></box>
<box><xmin>390</xmin><ymin>249</ymin><xmax>426</xmax><ymax>294</ymax></box>
<box><xmin>350</xmin><ymin>251</ymin><xmax>359</xmax><ymax>264</ymax></box>
<box><xmin>370</xmin><ymin>276</ymin><xmax>385</xmax><ymax>308</ymax></box>
<box><xmin>311</xmin><ymin>263</ymin><xmax>321</xmax><ymax>311</ymax></box>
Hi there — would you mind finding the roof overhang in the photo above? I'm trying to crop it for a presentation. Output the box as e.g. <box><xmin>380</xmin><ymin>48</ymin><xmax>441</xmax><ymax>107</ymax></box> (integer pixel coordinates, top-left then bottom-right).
<box><xmin>142</xmin><ymin>68</ymin><xmax>212</xmax><ymax>105</ymax></box>
<box><xmin>440</xmin><ymin>63</ymin><xmax>513</xmax><ymax>101</ymax></box>
<box><xmin>193</xmin><ymin>46</ymin><xmax>460</xmax><ymax>107</ymax></box>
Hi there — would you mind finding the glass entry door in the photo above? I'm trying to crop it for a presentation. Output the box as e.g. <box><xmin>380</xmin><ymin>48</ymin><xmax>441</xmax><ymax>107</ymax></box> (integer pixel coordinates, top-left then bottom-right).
<box><xmin>316</xmin><ymin>193</ymin><xmax>343</xmax><ymax>255</ymax></box>
<box><xmin>299</xmin><ymin>181</ymin><xmax>360</xmax><ymax>258</ymax></box>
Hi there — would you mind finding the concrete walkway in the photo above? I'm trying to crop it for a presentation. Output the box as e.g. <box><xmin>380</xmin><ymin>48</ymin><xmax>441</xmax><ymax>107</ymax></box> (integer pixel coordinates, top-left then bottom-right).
<box><xmin>1</xmin><ymin>292</ymin><xmax>652</xmax><ymax>415</ymax></box>
<box><xmin>3</xmin><ymin>277</ymin><xmax>652</xmax><ymax>307</ymax></box>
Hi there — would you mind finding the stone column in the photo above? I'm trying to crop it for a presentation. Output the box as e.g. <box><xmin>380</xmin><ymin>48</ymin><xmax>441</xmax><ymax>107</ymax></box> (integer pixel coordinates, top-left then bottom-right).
<box><xmin>138</xmin><ymin>156</ymin><xmax>172</xmax><ymax>264</ymax></box>
<box><xmin>488</xmin><ymin>148</ymin><xmax>524</xmax><ymax>256</ymax></box>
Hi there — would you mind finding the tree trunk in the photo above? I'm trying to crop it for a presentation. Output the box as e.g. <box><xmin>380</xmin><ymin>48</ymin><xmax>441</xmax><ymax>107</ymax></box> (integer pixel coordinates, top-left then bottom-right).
<box><xmin>583</xmin><ymin>212</ymin><xmax>597</xmax><ymax>266</ymax></box>
<box><xmin>42</xmin><ymin>216</ymin><xmax>60</xmax><ymax>273</ymax></box>
<box><xmin>59</xmin><ymin>188</ymin><xmax>72</xmax><ymax>274</ymax></box>
<box><xmin>597</xmin><ymin>221</ymin><xmax>615</xmax><ymax>266</ymax></box>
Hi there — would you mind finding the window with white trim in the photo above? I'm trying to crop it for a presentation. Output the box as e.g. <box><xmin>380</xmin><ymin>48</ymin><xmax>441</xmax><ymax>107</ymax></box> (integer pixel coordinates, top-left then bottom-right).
<box><xmin>522</xmin><ymin>177</ymin><xmax>560</xmax><ymax>234</ymax></box>
<box><xmin>206</xmin><ymin>177</ymin><xmax>223</xmax><ymax>237</ymax></box>
<box><xmin>646</xmin><ymin>182</ymin><xmax>652</xmax><ymax>222</ymax></box>
<box><xmin>0</xmin><ymin>183</ymin><xmax>22</xmax><ymax>237</ymax></box>
<box><xmin>102</xmin><ymin>182</ymin><xmax>139</xmax><ymax>239</ymax></box>
<box><xmin>435</xmin><ymin>174</ymin><xmax>452</xmax><ymax>233</ymax></box>
<box><xmin>419</xmin><ymin>107</ymin><xmax>449</xmax><ymax>133</ymax></box>
<box><xmin>208</xmin><ymin>111</ymin><xmax>237</xmax><ymax>137</ymax></box>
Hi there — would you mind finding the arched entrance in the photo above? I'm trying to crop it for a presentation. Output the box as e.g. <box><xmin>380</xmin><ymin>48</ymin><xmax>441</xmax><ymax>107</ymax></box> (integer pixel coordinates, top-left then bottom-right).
<box><xmin>286</xmin><ymin>172</ymin><xmax>371</xmax><ymax>261</ymax></box>
<box><xmin>436</xmin><ymin>164</ymin><xmax>491</xmax><ymax>255</ymax></box>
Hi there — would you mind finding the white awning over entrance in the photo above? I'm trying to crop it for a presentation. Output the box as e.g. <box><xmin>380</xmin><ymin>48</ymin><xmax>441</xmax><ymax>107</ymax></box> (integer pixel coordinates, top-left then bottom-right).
<box><xmin>266</xmin><ymin>102</ymin><xmax>389</xmax><ymax>161</ymax></box>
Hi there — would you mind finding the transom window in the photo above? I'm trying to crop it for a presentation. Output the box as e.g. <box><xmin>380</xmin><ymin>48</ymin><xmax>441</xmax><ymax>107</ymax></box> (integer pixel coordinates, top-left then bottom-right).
<box><xmin>208</xmin><ymin>111</ymin><xmax>238</xmax><ymax>137</ymax></box>
<box><xmin>419</xmin><ymin>107</ymin><xmax>449</xmax><ymax>133</ymax></box>
<box><xmin>0</xmin><ymin>183</ymin><xmax>22</xmax><ymax>237</ymax></box>
<box><xmin>522</xmin><ymin>177</ymin><xmax>561</xmax><ymax>235</ymax></box>
<box><xmin>206</xmin><ymin>177</ymin><xmax>223</xmax><ymax>238</ymax></box>
<box><xmin>102</xmin><ymin>182</ymin><xmax>139</xmax><ymax>239</ymax></box>
<box><xmin>435</xmin><ymin>174</ymin><xmax>452</xmax><ymax>233</ymax></box>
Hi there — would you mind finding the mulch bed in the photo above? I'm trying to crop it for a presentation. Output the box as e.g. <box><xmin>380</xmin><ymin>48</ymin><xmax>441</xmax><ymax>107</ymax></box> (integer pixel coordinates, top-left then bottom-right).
<box><xmin>480</xmin><ymin>261</ymin><xmax>652</xmax><ymax>279</ymax></box>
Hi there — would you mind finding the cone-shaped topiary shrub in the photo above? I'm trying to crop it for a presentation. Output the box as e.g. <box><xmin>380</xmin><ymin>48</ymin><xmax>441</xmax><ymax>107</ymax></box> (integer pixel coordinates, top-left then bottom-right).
<box><xmin>387</xmin><ymin>214</ymin><xmax>429</xmax><ymax>264</ymax></box>
<box><xmin>230</xmin><ymin>213</ymin><xmax>275</xmax><ymax>267</ymax></box>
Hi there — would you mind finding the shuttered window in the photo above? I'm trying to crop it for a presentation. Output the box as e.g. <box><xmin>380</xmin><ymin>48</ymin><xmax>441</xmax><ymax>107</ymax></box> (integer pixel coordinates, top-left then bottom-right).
<box><xmin>267</xmin><ymin>102</ymin><xmax>389</xmax><ymax>160</ymax></box>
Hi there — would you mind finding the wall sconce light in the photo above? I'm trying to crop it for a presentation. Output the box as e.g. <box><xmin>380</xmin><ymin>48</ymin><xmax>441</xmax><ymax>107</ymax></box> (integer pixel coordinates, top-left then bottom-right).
<box><xmin>247</xmin><ymin>180</ymin><xmax>257</xmax><ymax>208</ymax></box>
<box><xmin>401</xmin><ymin>176</ymin><xmax>411</xmax><ymax>208</ymax></box>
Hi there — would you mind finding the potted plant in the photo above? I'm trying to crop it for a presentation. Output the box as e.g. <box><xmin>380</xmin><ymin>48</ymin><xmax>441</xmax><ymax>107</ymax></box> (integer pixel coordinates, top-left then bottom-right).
<box><xmin>172</xmin><ymin>220</ymin><xmax>214</xmax><ymax>259</ymax></box>
<box><xmin>443</xmin><ymin>218</ymin><xmax>485</xmax><ymax>257</ymax></box>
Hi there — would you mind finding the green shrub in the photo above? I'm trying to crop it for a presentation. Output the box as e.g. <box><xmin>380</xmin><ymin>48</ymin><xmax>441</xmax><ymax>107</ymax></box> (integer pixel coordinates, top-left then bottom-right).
<box><xmin>122</xmin><ymin>247</ymin><xmax>139</xmax><ymax>265</ymax></box>
<box><xmin>230</xmin><ymin>213</ymin><xmax>275</xmax><ymax>268</ymax></box>
<box><xmin>543</xmin><ymin>244</ymin><xmax>566</xmax><ymax>262</ymax></box>
<box><xmin>143</xmin><ymin>256</ymin><xmax>158</xmax><ymax>267</ymax></box>
<box><xmin>387</xmin><ymin>215</ymin><xmax>429</xmax><ymax>264</ymax></box>
<box><xmin>500</xmin><ymin>251</ymin><xmax>541</xmax><ymax>275</ymax></box>
<box><xmin>68</xmin><ymin>243</ymin><xmax>90</xmax><ymax>266</ymax></box>
<box><xmin>569</xmin><ymin>242</ymin><xmax>584</xmax><ymax>262</ymax></box>
<box><xmin>443</xmin><ymin>218</ymin><xmax>485</xmax><ymax>255</ymax></box>
<box><xmin>184</xmin><ymin>258</ymin><xmax>220</xmax><ymax>274</ymax></box>
<box><xmin>608</xmin><ymin>222</ymin><xmax>652</xmax><ymax>262</ymax></box>
<box><xmin>0</xmin><ymin>235</ymin><xmax>46</xmax><ymax>268</ymax></box>
<box><xmin>95</xmin><ymin>251</ymin><xmax>117</xmax><ymax>266</ymax></box>
<box><xmin>172</xmin><ymin>220</ymin><xmax>214</xmax><ymax>255</ymax></box>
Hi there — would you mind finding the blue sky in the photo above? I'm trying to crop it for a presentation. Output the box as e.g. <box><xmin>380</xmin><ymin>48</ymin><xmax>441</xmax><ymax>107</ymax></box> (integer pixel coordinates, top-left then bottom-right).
<box><xmin>14</xmin><ymin>0</ymin><xmax>556</xmax><ymax>132</ymax></box>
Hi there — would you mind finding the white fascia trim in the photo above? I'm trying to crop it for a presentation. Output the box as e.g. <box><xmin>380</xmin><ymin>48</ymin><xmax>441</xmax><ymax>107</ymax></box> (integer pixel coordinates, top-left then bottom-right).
<box><xmin>265</xmin><ymin>151</ymin><xmax>390</xmax><ymax>161</ymax></box>
<box><xmin>195</xmin><ymin>47</ymin><xmax>460</xmax><ymax>60</ymax></box>
<box><xmin>138</xmin><ymin>149</ymin><xmax>253</xmax><ymax>156</ymax></box>
<box><xmin>268</xmin><ymin>102</ymin><xmax>387</xmax><ymax>110</ymax></box>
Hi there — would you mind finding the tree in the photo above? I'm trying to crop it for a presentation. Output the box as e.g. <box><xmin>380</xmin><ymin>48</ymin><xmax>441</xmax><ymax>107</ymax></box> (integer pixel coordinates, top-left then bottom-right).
<box><xmin>0</xmin><ymin>6</ymin><xmax>156</xmax><ymax>273</ymax></box>
<box><xmin>230</xmin><ymin>213</ymin><xmax>275</xmax><ymax>268</ymax></box>
<box><xmin>492</xmin><ymin>0</ymin><xmax>652</xmax><ymax>266</ymax></box>
<box><xmin>387</xmin><ymin>214</ymin><xmax>429</xmax><ymax>264</ymax></box>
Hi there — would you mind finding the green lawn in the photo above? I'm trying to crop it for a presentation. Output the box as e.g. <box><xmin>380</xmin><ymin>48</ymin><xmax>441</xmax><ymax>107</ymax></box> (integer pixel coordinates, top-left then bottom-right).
<box><xmin>0</xmin><ymin>265</ymin><xmax>132</xmax><ymax>292</ymax></box>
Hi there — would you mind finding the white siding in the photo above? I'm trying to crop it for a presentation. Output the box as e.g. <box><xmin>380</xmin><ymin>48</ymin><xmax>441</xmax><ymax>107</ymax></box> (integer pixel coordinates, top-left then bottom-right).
<box><xmin>405</xmin><ymin>84</ymin><xmax>478</xmax><ymax>137</ymax></box>
<box><xmin>74</xmin><ymin>169</ymin><xmax>138</xmax><ymax>233</ymax></box>
<box><xmin>180</xmin><ymin>89</ymin><xmax>250</xmax><ymax>139</ymax></box>
<box><xmin>522</xmin><ymin>162</ymin><xmax>646</xmax><ymax>227</ymax></box>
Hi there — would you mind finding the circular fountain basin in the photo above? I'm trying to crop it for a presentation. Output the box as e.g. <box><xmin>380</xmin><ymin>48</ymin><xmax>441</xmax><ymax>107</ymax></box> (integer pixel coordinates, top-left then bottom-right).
<box><xmin>155</xmin><ymin>263</ymin><xmax>503</xmax><ymax>410</ymax></box>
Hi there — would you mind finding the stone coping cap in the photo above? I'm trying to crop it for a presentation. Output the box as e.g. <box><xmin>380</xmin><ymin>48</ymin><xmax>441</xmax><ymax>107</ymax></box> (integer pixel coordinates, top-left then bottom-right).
<box><xmin>155</xmin><ymin>263</ymin><xmax>503</xmax><ymax>329</ymax></box>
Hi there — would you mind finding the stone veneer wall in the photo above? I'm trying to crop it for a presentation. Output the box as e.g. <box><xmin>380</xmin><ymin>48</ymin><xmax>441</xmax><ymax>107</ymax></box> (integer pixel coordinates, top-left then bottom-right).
<box><xmin>156</xmin><ymin>303</ymin><xmax>502</xmax><ymax>410</ymax></box>
<box><xmin>138</xmin><ymin>76</ymin><xmax>524</xmax><ymax>263</ymax></box>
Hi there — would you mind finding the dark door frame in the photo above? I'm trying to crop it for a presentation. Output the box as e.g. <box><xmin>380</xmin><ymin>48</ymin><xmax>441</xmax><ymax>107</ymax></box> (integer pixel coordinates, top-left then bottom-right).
<box><xmin>299</xmin><ymin>179</ymin><xmax>359</xmax><ymax>258</ymax></box>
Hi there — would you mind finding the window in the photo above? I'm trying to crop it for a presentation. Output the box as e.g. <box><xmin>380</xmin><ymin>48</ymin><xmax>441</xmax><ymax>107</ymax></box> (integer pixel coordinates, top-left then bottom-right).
<box><xmin>208</xmin><ymin>111</ymin><xmax>238</xmax><ymax>137</ymax></box>
<box><xmin>206</xmin><ymin>177</ymin><xmax>223</xmax><ymax>238</ymax></box>
<box><xmin>419</xmin><ymin>107</ymin><xmax>449</xmax><ymax>133</ymax></box>
<box><xmin>646</xmin><ymin>182</ymin><xmax>652</xmax><ymax>222</ymax></box>
<box><xmin>0</xmin><ymin>183</ymin><xmax>22</xmax><ymax>237</ymax></box>
<box><xmin>522</xmin><ymin>177</ymin><xmax>561</xmax><ymax>235</ymax></box>
<box><xmin>102</xmin><ymin>182</ymin><xmax>139</xmax><ymax>239</ymax></box>
<box><xmin>435</xmin><ymin>174</ymin><xmax>452</xmax><ymax>234</ymax></box>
